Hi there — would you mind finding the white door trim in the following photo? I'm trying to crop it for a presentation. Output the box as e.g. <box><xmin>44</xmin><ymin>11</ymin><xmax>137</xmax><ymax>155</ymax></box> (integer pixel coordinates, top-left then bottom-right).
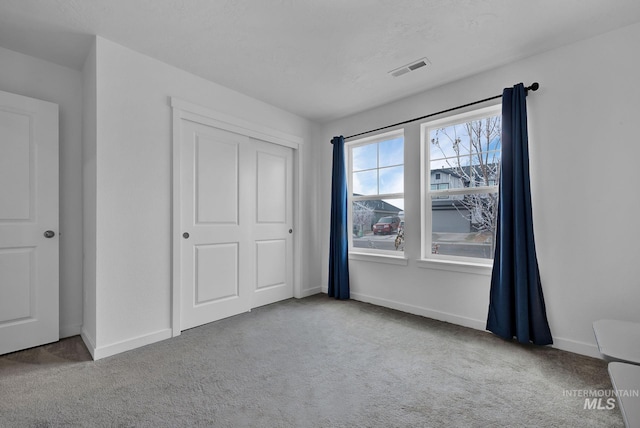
<box><xmin>170</xmin><ymin>97</ymin><xmax>304</xmax><ymax>337</ymax></box>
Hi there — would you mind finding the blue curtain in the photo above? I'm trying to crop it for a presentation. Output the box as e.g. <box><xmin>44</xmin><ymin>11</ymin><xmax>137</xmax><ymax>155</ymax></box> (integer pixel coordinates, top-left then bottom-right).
<box><xmin>328</xmin><ymin>136</ymin><xmax>350</xmax><ymax>299</ymax></box>
<box><xmin>486</xmin><ymin>83</ymin><xmax>552</xmax><ymax>345</ymax></box>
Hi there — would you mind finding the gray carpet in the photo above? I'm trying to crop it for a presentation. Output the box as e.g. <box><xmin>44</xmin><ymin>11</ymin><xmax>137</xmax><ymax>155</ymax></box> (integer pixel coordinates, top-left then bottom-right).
<box><xmin>0</xmin><ymin>295</ymin><xmax>623</xmax><ymax>427</ymax></box>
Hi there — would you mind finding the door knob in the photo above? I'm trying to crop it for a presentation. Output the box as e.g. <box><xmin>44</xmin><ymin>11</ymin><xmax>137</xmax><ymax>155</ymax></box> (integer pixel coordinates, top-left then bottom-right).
<box><xmin>44</xmin><ymin>230</ymin><xmax>55</xmax><ymax>238</ymax></box>
<box><xmin>183</xmin><ymin>232</ymin><xmax>190</xmax><ymax>239</ymax></box>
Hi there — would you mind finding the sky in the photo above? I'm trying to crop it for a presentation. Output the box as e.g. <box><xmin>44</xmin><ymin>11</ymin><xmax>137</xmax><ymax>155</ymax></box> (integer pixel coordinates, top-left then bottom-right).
<box><xmin>429</xmin><ymin>117</ymin><xmax>501</xmax><ymax>172</ymax></box>
<box><xmin>352</xmin><ymin>136</ymin><xmax>404</xmax><ymax>196</ymax></box>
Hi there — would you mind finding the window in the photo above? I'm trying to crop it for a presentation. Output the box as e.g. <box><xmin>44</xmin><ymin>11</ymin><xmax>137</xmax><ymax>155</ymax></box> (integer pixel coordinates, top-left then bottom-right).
<box><xmin>421</xmin><ymin>105</ymin><xmax>501</xmax><ymax>263</ymax></box>
<box><xmin>347</xmin><ymin>130</ymin><xmax>404</xmax><ymax>254</ymax></box>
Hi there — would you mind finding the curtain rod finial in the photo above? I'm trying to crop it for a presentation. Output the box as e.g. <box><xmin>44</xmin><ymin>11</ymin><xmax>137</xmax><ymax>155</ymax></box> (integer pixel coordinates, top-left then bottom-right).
<box><xmin>528</xmin><ymin>82</ymin><xmax>540</xmax><ymax>92</ymax></box>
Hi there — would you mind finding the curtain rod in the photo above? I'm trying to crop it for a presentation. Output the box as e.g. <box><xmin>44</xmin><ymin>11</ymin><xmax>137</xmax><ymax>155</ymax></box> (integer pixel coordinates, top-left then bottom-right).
<box><xmin>339</xmin><ymin>82</ymin><xmax>539</xmax><ymax>141</ymax></box>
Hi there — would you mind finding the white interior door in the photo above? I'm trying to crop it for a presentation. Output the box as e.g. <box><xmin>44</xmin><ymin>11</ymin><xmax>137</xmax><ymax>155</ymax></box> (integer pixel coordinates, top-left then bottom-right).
<box><xmin>178</xmin><ymin>119</ymin><xmax>294</xmax><ymax>331</ymax></box>
<box><xmin>180</xmin><ymin>121</ymin><xmax>253</xmax><ymax>330</ymax></box>
<box><xmin>0</xmin><ymin>89</ymin><xmax>59</xmax><ymax>355</ymax></box>
<box><xmin>252</xmin><ymin>139</ymin><xmax>294</xmax><ymax>308</ymax></box>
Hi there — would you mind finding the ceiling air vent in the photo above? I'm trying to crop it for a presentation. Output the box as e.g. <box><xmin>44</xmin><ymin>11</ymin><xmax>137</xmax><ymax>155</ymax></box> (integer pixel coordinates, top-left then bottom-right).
<box><xmin>389</xmin><ymin>58</ymin><xmax>430</xmax><ymax>78</ymax></box>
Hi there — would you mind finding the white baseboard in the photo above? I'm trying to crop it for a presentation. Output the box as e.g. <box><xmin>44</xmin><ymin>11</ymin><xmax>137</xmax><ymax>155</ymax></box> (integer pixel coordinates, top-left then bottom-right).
<box><xmin>552</xmin><ymin>336</ymin><xmax>602</xmax><ymax>359</ymax></box>
<box><xmin>343</xmin><ymin>291</ymin><xmax>605</xmax><ymax>360</ymax></box>
<box><xmin>60</xmin><ymin>323</ymin><xmax>82</xmax><ymax>339</ymax></box>
<box><xmin>297</xmin><ymin>286</ymin><xmax>322</xmax><ymax>298</ymax></box>
<box><xmin>350</xmin><ymin>291</ymin><xmax>487</xmax><ymax>331</ymax></box>
<box><xmin>80</xmin><ymin>328</ymin><xmax>97</xmax><ymax>360</ymax></box>
<box><xmin>81</xmin><ymin>328</ymin><xmax>172</xmax><ymax>361</ymax></box>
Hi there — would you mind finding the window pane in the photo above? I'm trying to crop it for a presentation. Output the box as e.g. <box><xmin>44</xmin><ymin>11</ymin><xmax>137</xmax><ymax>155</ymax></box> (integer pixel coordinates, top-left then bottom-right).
<box><xmin>430</xmin><ymin>183</ymin><xmax>450</xmax><ymax>197</ymax></box>
<box><xmin>468</xmin><ymin>159</ymin><xmax>500</xmax><ymax>187</ymax></box>
<box><xmin>424</xmin><ymin>108</ymin><xmax>501</xmax><ymax>262</ymax></box>
<box><xmin>379</xmin><ymin>166</ymin><xmax>404</xmax><ymax>194</ymax></box>
<box><xmin>429</xmin><ymin>166</ymin><xmax>466</xmax><ymax>190</ymax></box>
<box><xmin>348</xmin><ymin>132</ymin><xmax>404</xmax><ymax>255</ymax></box>
<box><xmin>352</xmin><ymin>143</ymin><xmax>377</xmax><ymax>171</ymax></box>
<box><xmin>353</xmin><ymin>170</ymin><xmax>377</xmax><ymax>196</ymax></box>
<box><xmin>430</xmin><ymin>158</ymin><xmax>464</xmax><ymax>172</ymax></box>
<box><xmin>430</xmin><ymin>115</ymin><xmax>501</xmax><ymax>188</ymax></box>
<box><xmin>378</xmin><ymin>137</ymin><xmax>404</xmax><ymax>167</ymax></box>
<box><xmin>429</xmin><ymin>126</ymin><xmax>471</xmax><ymax>160</ymax></box>
<box><xmin>352</xmin><ymin>198</ymin><xmax>404</xmax><ymax>251</ymax></box>
<box><xmin>431</xmin><ymin>193</ymin><xmax>497</xmax><ymax>259</ymax></box>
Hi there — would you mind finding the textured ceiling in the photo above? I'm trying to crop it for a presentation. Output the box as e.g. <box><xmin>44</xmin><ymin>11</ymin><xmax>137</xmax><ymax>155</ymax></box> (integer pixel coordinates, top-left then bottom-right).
<box><xmin>1</xmin><ymin>0</ymin><xmax>640</xmax><ymax>122</ymax></box>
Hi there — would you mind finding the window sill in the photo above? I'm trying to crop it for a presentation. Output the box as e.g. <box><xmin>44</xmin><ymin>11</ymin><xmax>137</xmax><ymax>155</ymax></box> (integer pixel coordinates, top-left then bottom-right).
<box><xmin>416</xmin><ymin>258</ymin><xmax>492</xmax><ymax>275</ymax></box>
<box><xmin>349</xmin><ymin>252</ymin><xmax>409</xmax><ymax>266</ymax></box>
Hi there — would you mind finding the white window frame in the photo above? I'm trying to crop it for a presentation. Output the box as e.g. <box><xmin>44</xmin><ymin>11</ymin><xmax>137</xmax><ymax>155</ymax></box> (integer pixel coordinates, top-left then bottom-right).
<box><xmin>346</xmin><ymin>129</ymin><xmax>406</xmax><ymax>262</ymax></box>
<box><xmin>419</xmin><ymin>104</ymin><xmax>501</xmax><ymax>270</ymax></box>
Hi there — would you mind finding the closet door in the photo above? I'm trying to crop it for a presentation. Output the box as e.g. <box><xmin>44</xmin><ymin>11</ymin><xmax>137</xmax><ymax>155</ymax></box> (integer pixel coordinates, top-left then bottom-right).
<box><xmin>178</xmin><ymin>118</ymin><xmax>295</xmax><ymax>331</ymax></box>
<box><xmin>251</xmin><ymin>138</ymin><xmax>294</xmax><ymax>308</ymax></box>
<box><xmin>179</xmin><ymin>122</ymin><xmax>252</xmax><ymax>330</ymax></box>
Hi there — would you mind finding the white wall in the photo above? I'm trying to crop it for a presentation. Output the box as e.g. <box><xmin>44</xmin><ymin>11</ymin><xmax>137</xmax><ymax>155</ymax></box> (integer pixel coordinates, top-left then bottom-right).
<box><xmin>85</xmin><ymin>37</ymin><xmax>317</xmax><ymax>359</ymax></box>
<box><xmin>306</xmin><ymin>121</ymin><xmax>324</xmax><ymax>296</ymax></box>
<box><xmin>81</xmin><ymin>41</ymin><xmax>97</xmax><ymax>348</ymax></box>
<box><xmin>318</xmin><ymin>22</ymin><xmax>640</xmax><ymax>358</ymax></box>
<box><xmin>0</xmin><ymin>46</ymin><xmax>84</xmax><ymax>338</ymax></box>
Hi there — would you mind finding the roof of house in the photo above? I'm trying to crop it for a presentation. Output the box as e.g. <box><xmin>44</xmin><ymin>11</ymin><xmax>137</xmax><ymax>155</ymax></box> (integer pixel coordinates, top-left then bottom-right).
<box><xmin>353</xmin><ymin>198</ymin><xmax>402</xmax><ymax>213</ymax></box>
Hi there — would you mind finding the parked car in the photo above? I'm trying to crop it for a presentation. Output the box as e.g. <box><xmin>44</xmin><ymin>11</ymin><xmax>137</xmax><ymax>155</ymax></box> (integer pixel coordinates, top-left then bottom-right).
<box><xmin>372</xmin><ymin>216</ymin><xmax>401</xmax><ymax>235</ymax></box>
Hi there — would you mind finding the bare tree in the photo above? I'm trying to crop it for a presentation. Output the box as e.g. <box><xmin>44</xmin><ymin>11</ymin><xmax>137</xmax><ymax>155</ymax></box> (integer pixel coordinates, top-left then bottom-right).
<box><xmin>430</xmin><ymin>116</ymin><xmax>501</xmax><ymax>242</ymax></box>
<box><xmin>352</xmin><ymin>202</ymin><xmax>374</xmax><ymax>235</ymax></box>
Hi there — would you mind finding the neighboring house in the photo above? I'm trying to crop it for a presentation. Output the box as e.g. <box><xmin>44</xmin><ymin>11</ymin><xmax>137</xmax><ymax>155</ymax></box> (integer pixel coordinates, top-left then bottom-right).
<box><xmin>431</xmin><ymin>169</ymin><xmax>471</xmax><ymax>233</ymax></box>
<box><xmin>430</xmin><ymin>167</ymin><xmax>498</xmax><ymax>233</ymax></box>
